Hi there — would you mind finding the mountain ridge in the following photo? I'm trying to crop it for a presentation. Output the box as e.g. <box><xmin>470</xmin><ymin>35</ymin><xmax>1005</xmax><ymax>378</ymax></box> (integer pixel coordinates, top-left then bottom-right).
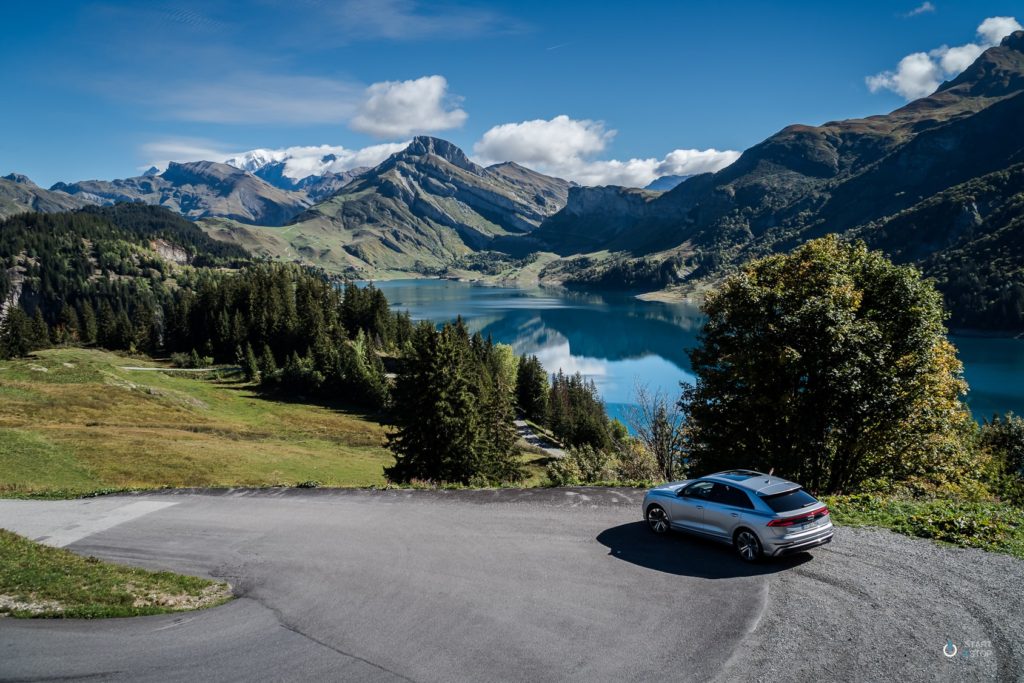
<box><xmin>205</xmin><ymin>136</ymin><xmax>571</xmax><ymax>275</ymax></box>
<box><xmin>51</xmin><ymin>161</ymin><xmax>310</xmax><ymax>226</ymax></box>
<box><xmin>522</xmin><ymin>31</ymin><xmax>1024</xmax><ymax>330</ymax></box>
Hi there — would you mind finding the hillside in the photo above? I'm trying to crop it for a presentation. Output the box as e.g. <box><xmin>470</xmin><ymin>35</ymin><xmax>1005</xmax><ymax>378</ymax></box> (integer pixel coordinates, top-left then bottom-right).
<box><xmin>52</xmin><ymin>161</ymin><xmax>311</xmax><ymax>226</ymax></box>
<box><xmin>208</xmin><ymin>137</ymin><xmax>571</xmax><ymax>276</ymax></box>
<box><xmin>526</xmin><ymin>31</ymin><xmax>1024</xmax><ymax>331</ymax></box>
<box><xmin>0</xmin><ymin>174</ymin><xmax>91</xmax><ymax>219</ymax></box>
<box><xmin>0</xmin><ymin>348</ymin><xmax>391</xmax><ymax>495</ymax></box>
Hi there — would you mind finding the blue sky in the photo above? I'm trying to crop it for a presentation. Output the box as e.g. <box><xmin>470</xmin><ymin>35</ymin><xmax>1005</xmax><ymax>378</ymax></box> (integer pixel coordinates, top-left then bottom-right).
<box><xmin>1</xmin><ymin>1</ymin><xmax>1021</xmax><ymax>187</ymax></box>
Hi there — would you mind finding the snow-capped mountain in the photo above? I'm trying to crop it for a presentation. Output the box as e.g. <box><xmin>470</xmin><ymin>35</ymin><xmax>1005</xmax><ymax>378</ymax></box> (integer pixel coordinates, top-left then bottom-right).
<box><xmin>222</xmin><ymin>143</ymin><xmax>408</xmax><ymax>199</ymax></box>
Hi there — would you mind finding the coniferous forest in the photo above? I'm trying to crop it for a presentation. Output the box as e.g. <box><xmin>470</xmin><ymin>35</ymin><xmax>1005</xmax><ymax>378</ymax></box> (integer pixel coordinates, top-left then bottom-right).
<box><xmin>0</xmin><ymin>206</ymin><xmax>408</xmax><ymax>411</ymax></box>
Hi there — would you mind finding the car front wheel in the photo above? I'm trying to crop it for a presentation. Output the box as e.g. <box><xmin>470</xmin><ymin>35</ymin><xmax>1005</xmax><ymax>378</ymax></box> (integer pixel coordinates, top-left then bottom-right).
<box><xmin>646</xmin><ymin>505</ymin><xmax>670</xmax><ymax>534</ymax></box>
<box><xmin>734</xmin><ymin>529</ymin><xmax>763</xmax><ymax>562</ymax></box>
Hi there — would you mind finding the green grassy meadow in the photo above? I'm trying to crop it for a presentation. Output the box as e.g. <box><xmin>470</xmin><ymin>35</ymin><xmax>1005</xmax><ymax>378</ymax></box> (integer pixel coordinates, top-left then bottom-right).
<box><xmin>0</xmin><ymin>348</ymin><xmax>394</xmax><ymax>496</ymax></box>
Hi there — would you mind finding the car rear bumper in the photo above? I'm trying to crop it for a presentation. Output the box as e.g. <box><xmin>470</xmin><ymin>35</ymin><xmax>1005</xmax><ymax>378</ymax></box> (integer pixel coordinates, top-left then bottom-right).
<box><xmin>765</xmin><ymin>528</ymin><xmax>834</xmax><ymax>556</ymax></box>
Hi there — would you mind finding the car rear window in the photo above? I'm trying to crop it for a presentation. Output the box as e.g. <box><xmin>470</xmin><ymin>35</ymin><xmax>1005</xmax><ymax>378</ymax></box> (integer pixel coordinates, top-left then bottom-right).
<box><xmin>760</xmin><ymin>488</ymin><xmax>818</xmax><ymax>513</ymax></box>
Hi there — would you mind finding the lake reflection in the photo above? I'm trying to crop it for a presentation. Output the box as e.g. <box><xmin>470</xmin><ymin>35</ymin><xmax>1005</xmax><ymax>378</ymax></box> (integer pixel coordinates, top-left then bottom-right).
<box><xmin>374</xmin><ymin>279</ymin><xmax>1024</xmax><ymax>422</ymax></box>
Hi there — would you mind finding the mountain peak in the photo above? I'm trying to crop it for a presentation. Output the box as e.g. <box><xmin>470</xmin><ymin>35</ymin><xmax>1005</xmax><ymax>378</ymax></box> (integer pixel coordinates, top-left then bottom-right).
<box><xmin>933</xmin><ymin>30</ymin><xmax>1024</xmax><ymax>99</ymax></box>
<box><xmin>3</xmin><ymin>173</ymin><xmax>36</xmax><ymax>187</ymax></box>
<box><xmin>1003</xmin><ymin>30</ymin><xmax>1024</xmax><ymax>51</ymax></box>
<box><xmin>403</xmin><ymin>136</ymin><xmax>478</xmax><ymax>172</ymax></box>
<box><xmin>161</xmin><ymin>160</ymin><xmax>248</xmax><ymax>186</ymax></box>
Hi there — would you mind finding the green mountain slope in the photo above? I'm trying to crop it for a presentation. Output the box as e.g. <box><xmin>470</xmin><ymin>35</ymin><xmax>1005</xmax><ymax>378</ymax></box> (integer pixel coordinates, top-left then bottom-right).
<box><xmin>529</xmin><ymin>31</ymin><xmax>1024</xmax><ymax>331</ymax></box>
<box><xmin>206</xmin><ymin>137</ymin><xmax>570</xmax><ymax>276</ymax></box>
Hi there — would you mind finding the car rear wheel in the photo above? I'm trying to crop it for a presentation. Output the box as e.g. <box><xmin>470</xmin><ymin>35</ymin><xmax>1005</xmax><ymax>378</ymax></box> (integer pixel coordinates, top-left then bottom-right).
<box><xmin>734</xmin><ymin>529</ymin><xmax>762</xmax><ymax>562</ymax></box>
<box><xmin>646</xmin><ymin>505</ymin><xmax>670</xmax><ymax>534</ymax></box>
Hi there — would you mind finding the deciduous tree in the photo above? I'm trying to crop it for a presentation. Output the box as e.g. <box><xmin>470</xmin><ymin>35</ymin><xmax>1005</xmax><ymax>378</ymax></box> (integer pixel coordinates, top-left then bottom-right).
<box><xmin>680</xmin><ymin>236</ymin><xmax>975</xmax><ymax>493</ymax></box>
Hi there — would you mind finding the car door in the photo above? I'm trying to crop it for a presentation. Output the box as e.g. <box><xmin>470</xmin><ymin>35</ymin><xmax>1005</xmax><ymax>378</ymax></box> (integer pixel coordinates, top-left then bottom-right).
<box><xmin>704</xmin><ymin>483</ymin><xmax>755</xmax><ymax>540</ymax></box>
<box><xmin>702</xmin><ymin>483</ymin><xmax>738</xmax><ymax>540</ymax></box>
<box><xmin>669</xmin><ymin>481</ymin><xmax>713</xmax><ymax>533</ymax></box>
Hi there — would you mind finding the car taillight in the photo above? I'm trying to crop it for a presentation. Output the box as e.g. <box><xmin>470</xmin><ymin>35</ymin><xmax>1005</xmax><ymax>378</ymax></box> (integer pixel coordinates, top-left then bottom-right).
<box><xmin>767</xmin><ymin>506</ymin><xmax>829</xmax><ymax>527</ymax></box>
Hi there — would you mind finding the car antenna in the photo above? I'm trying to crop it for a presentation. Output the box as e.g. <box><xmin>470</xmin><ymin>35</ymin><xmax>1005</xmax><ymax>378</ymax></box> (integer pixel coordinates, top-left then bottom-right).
<box><xmin>768</xmin><ymin>468</ymin><xmax>774</xmax><ymax>476</ymax></box>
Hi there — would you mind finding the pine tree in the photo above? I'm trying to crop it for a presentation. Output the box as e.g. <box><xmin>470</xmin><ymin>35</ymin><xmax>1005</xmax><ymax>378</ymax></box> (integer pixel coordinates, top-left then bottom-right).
<box><xmin>97</xmin><ymin>300</ymin><xmax>117</xmax><ymax>347</ymax></box>
<box><xmin>57</xmin><ymin>303</ymin><xmax>80</xmax><ymax>344</ymax></box>
<box><xmin>516</xmin><ymin>355</ymin><xmax>550</xmax><ymax>425</ymax></box>
<box><xmin>79</xmin><ymin>300</ymin><xmax>98</xmax><ymax>345</ymax></box>
<box><xmin>113</xmin><ymin>309</ymin><xmax>134</xmax><ymax>350</ymax></box>
<box><xmin>386</xmin><ymin>322</ymin><xmax>480</xmax><ymax>484</ymax></box>
<box><xmin>477</xmin><ymin>372</ymin><xmax>523</xmax><ymax>483</ymax></box>
<box><xmin>243</xmin><ymin>342</ymin><xmax>260</xmax><ymax>382</ymax></box>
<box><xmin>0</xmin><ymin>307</ymin><xmax>32</xmax><ymax>359</ymax></box>
<box><xmin>548</xmin><ymin>370</ymin><xmax>611</xmax><ymax>450</ymax></box>
<box><xmin>258</xmin><ymin>344</ymin><xmax>278</xmax><ymax>378</ymax></box>
<box><xmin>29</xmin><ymin>307</ymin><xmax>50</xmax><ymax>350</ymax></box>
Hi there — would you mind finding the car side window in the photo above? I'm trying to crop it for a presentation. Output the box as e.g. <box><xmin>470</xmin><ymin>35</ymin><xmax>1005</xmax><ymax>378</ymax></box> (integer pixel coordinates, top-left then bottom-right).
<box><xmin>681</xmin><ymin>481</ymin><xmax>713</xmax><ymax>499</ymax></box>
<box><xmin>711</xmin><ymin>483</ymin><xmax>755</xmax><ymax>509</ymax></box>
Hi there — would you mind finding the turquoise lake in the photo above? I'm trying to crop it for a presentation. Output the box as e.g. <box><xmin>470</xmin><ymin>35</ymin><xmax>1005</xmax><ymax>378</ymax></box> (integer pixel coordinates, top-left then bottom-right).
<box><xmin>374</xmin><ymin>279</ymin><xmax>1024</xmax><ymax>424</ymax></box>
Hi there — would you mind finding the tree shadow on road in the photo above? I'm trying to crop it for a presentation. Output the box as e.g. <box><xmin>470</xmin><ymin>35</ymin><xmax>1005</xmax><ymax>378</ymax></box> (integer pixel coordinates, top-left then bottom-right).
<box><xmin>596</xmin><ymin>522</ymin><xmax>813</xmax><ymax>579</ymax></box>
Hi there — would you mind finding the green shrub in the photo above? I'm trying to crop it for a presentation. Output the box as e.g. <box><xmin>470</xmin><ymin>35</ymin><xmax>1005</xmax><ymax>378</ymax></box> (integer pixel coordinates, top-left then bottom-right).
<box><xmin>170</xmin><ymin>350</ymin><xmax>213</xmax><ymax>369</ymax></box>
<box><xmin>897</xmin><ymin>508</ymin><xmax>1016</xmax><ymax>550</ymax></box>
<box><xmin>612</xmin><ymin>440</ymin><xmax>661</xmax><ymax>483</ymax></box>
<box><xmin>978</xmin><ymin>413</ymin><xmax>1024</xmax><ymax>505</ymax></box>
<box><xmin>824</xmin><ymin>493</ymin><xmax>1024</xmax><ymax>557</ymax></box>
<box><xmin>546</xmin><ymin>456</ymin><xmax>583</xmax><ymax>486</ymax></box>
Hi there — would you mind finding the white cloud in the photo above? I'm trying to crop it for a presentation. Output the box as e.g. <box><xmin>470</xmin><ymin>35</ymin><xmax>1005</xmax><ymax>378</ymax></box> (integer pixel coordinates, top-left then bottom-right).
<box><xmin>140</xmin><ymin>72</ymin><xmax>362</xmax><ymax>125</ymax></box>
<box><xmin>866</xmin><ymin>52</ymin><xmax>942</xmax><ymax>99</ymax></box>
<box><xmin>977</xmin><ymin>16</ymin><xmax>1023</xmax><ymax>44</ymax></box>
<box><xmin>904</xmin><ymin>2</ymin><xmax>936</xmax><ymax>18</ymax></box>
<box><xmin>474</xmin><ymin>115</ymin><xmax>613</xmax><ymax>167</ymax></box>
<box><xmin>936</xmin><ymin>43</ymin><xmax>984</xmax><ymax>73</ymax></box>
<box><xmin>139</xmin><ymin>138</ymin><xmax>235</xmax><ymax>171</ymax></box>
<box><xmin>141</xmin><ymin>139</ymin><xmax>407</xmax><ymax>178</ymax></box>
<box><xmin>318</xmin><ymin>0</ymin><xmax>524</xmax><ymax>41</ymax></box>
<box><xmin>350</xmin><ymin>75</ymin><xmax>467</xmax><ymax>138</ymax></box>
<box><xmin>474</xmin><ymin>115</ymin><xmax>739</xmax><ymax>187</ymax></box>
<box><xmin>867</xmin><ymin>15</ymin><xmax>1021</xmax><ymax>100</ymax></box>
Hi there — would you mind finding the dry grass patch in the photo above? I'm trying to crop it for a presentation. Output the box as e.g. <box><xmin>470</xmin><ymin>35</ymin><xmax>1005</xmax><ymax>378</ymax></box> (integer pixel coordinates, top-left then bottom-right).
<box><xmin>0</xmin><ymin>529</ymin><xmax>231</xmax><ymax>619</ymax></box>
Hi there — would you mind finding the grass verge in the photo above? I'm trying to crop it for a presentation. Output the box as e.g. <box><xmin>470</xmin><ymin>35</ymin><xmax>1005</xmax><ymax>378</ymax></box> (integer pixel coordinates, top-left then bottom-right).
<box><xmin>823</xmin><ymin>493</ymin><xmax>1024</xmax><ymax>559</ymax></box>
<box><xmin>0</xmin><ymin>529</ymin><xmax>231</xmax><ymax>618</ymax></box>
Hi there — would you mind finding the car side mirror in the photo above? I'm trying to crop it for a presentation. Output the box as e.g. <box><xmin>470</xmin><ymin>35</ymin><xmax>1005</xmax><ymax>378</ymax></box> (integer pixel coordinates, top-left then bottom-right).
<box><xmin>676</xmin><ymin>489</ymin><xmax>688</xmax><ymax>497</ymax></box>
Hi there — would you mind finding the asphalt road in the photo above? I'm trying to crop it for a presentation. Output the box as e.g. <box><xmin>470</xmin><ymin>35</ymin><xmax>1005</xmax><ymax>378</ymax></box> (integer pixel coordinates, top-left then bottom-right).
<box><xmin>1</xmin><ymin>488</ymin><xmax>1021</xmax><ymax>682</ymax></box>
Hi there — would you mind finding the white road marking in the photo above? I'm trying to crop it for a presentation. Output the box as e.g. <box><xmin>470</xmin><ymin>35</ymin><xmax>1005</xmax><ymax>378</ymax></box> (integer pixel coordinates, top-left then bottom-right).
<box><xmin>0</xmin><ymin>500</ymin><xmax>178</xmax><ymax>547</ymax></box>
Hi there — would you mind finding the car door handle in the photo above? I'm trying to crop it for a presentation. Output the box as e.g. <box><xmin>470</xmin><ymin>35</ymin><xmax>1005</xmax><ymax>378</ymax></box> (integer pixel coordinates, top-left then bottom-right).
<box><xmin>696</xmin><ymin>505</ymin><xmax>703</xmax><ymax>510</ymax></box>
<box><xmin>730</xmin><ymin>513</ymin><xmax>739</xmax><ymax>517</ymax></box>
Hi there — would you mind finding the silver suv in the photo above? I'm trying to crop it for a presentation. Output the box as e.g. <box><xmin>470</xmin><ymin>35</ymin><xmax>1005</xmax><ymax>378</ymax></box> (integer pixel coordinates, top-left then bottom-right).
<box><xmin>642</xmin><ymin>470</ymin><xmax>833</xmax><ymax>561</ymax></box>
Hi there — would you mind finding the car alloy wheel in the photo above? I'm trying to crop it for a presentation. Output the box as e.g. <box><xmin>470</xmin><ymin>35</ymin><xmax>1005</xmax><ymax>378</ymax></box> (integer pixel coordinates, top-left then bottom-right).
<box><xmin>735</xmin><ymin>529</ymin><xmax>762</xmax><ymax>562</ymax></box>
<box><xmin>646</xmin><ymin>505</ymin><xmax>669</xmax><ymax>534</ymax></box>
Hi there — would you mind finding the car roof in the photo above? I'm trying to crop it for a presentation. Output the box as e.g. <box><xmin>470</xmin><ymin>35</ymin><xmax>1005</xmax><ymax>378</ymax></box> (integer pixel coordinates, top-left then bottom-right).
<box><xmin>702</xmin><ymin>470</ymin><xmax>802</xmax><ymax>495</ymax></box>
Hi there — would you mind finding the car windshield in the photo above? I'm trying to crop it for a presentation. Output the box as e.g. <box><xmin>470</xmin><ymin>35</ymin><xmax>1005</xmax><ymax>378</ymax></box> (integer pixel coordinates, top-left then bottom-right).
<box><xmin>760</xmin><ymin>488</ymin><xmax>818</xmax><ymax>513</ymax></box>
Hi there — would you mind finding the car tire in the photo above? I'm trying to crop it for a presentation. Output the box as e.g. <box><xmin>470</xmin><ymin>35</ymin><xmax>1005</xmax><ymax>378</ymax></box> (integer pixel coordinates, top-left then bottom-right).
<box><xmin>734</xmin><ymin>528</ymin><xmax>763</xmax><ymax>562</ymax></box>
<box><xmin>645</xmin><ymin>505</ymin><xmax>670</xmax><ymax>535</ymax></box>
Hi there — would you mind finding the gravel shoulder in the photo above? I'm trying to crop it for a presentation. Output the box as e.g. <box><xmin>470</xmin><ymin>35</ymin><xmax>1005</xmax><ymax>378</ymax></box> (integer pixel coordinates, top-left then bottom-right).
<box><xmin>718</xmin><ymin>525</ymin><xmax>1024</xmax><ymax>682</ymax></box>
